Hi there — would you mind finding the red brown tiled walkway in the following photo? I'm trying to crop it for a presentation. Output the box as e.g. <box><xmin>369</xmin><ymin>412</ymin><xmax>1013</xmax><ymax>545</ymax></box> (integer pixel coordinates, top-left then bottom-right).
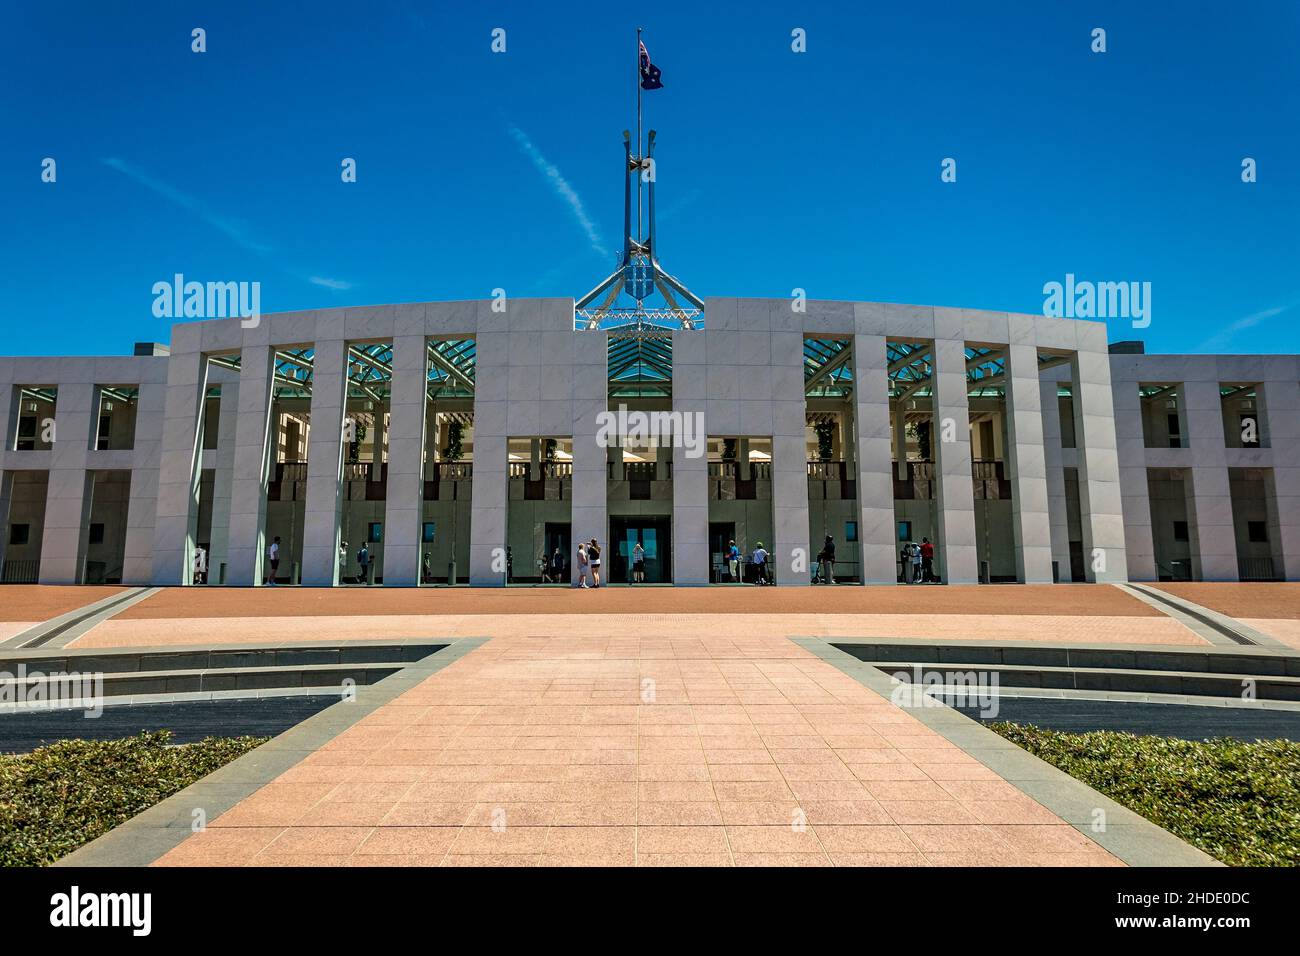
<box><xmin>154</xmin><ymin>634</ymin><xmax>1121</xmax><ymax>867</ymax></box>
<box><xmin>0</xmin><ymin>584</ymin><xmax>125</xmax><ymax>642</ymax></box>
<box><xmin>68</xmin><ymin>583</ymin><xmax>1203</xmax><ymax>648</ymax></box>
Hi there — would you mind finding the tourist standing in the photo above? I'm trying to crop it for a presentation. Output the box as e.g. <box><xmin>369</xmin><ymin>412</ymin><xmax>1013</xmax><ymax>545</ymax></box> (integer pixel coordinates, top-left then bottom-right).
<box><xmin>632</xmin><ymin>540</ymin><xmax>645</xmax><ymax>583</ymax></box>
<box><xmin>920</xmin><ymin>537</ymin><xmax>935</xmax><ymax>583</ymax></box>
<box><xmin>266</xmin><ymin>536</ymin><xmax>281</xmax><ymax>586</ymax></box>
<box><xmin>588</xmin><ymin>538</ymin><xmax>602</xmax><ymax>587</ymax></box>
<box><xmin>727</xmin><ymin>540</ymin><xmax>741</xmax><ymax>582</ymax></box>
<box><xmin>357</xmin><ymin>542</ymin><xmax>371</xmax><ymax>585</ymax></box>
<box><xmin>752</xmin><ymin>541</ymin><xmax>769</xmax><ymax>585</ymax></box>
<box><xmin>819</xmin><ymin>535</ymin><xmax>836</xmax><ymax>585</ymax></box>
<box><xmin>576</xmin><ymin>542</ymin><xmax>589</xmax><ymax>588</ymax></box>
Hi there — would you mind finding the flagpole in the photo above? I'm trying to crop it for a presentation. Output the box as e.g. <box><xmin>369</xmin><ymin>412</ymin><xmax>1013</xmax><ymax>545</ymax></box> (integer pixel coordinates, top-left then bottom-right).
<box><xmin>636</xmin><ymin>26</ymin><xmax>643</xmax><ymax>265</ymax></box>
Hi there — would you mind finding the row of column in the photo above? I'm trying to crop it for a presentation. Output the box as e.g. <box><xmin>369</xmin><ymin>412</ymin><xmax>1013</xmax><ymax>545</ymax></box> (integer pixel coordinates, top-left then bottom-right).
<box><xmin>148</xmin><ymin>331</ymin><xmax>1128</xmax><ymax>586</ymax></box>
<box><xmin>850</xmin><ymin>331</ymin><xmax>1126</xmax><ymax>584</ymax></box>
<box><xmin>9</xmin><ymin>381</ymin><xmax>166</xmax><ymax>586</ymax></box>
<box><xmin>1116</xmin><ymin>376</ymin><xmax>1300</xmax><ymax>582</ymax></box>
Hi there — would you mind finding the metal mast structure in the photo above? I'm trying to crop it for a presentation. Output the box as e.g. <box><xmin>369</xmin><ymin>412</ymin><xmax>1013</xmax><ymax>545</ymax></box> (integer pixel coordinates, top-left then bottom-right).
<box><xmin>575</xmin><ymin>27</ymin><xmax>703</xmax><ymax>334</ymax></box>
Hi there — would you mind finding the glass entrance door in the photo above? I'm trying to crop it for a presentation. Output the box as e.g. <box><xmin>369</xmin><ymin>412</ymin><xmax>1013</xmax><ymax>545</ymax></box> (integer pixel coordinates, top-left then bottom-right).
<box><xmin>610</xmin><ymin>516</ymin><xmax>671</xmax><ymax>583</ymax></box>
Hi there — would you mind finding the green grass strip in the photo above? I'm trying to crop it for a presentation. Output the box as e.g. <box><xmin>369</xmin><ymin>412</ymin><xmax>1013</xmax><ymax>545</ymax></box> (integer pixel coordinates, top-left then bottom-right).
<box><xmin>990</xmin><ymin>723</ymin><xmax>1300</xmax><ymax>867</ymax></box>
<box><xmin>0</xmin><ymin>730</ymin><xmax>267</xmax><ymax>867</ymax></box>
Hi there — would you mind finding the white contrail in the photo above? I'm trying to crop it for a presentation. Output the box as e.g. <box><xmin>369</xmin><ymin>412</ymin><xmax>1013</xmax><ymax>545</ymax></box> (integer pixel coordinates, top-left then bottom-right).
<box><xmin>1194</xmin><ymin>304</ymin><xmax>1291</xmax><ymax>352</ymax></box>
<box><xmin>103</xmin><ymin>157</ymin><xmax>353</xmax><ymax>292</ymax></box>
<box><xmin>508</xmin><ymin>125</ymin><xmax>606</xmax><ymax>258</ymax></box>
<box><xmin>309</xmin><ymin>276</ymin><xmax>353</xmax><ymax>290</ymax></box>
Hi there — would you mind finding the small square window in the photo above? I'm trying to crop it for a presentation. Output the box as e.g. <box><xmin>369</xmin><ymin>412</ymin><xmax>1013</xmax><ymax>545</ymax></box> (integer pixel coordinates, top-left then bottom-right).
<box><xmin>88</xmin><ymin>523</ymin><xmax>105</xmax><ymax>545</ymax></box>
<box><xmin>1173</xmin><ymin>520</ymin><xmax>1189</xmax><ymax>543</ymax></box>
<box><xmin>1247</xmin><ymin>521</ymin><xmax>1268</xmax><ymax>544</ymax></box>
<box><xmin>845</xmin><ymin>521</ymin><xmax>858</xmax><ymax>543</ymax></box>
<box><xmin>368</xmin><ymin>522</ymin><xmax>383</xmax><ymax>543</ymax></box>
<box><xmin>422</xmin><ymin>522</ymin><xmax>436</xmax><ymax>543</ymax></box>
<box><xmin>8</xmin><ymin>524</ymin><xmax>29</xmax><ymax>546</ymax></box>
<box><xmin>897</xmin><ymin>520</ymin><xmax>912</xmax><ymax>542</ymax></box>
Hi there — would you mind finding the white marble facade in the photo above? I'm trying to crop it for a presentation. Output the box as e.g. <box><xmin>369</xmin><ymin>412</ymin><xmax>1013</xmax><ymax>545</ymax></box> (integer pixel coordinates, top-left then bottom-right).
<box><xmin>0</xmin><ymin>299</ymin><xmax>1294</xmax><ymax>585</ymax></box>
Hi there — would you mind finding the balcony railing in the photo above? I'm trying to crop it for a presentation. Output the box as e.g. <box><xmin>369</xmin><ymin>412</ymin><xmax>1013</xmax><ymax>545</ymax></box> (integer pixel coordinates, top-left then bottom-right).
<box><xmin>607</xmin><ymin>461</ymin><xmax>671</xmax><ymax>481</ymax></box>
<box><xmin>807</xmin><ymin>460</ymin><xmax>846</xmax><ymax>480</ymax></box>
<box><xmin>435</xmin><ymin>461</ymin><xmax>473</xmax><ymax>480</ymax></box>
<box><xmin>708</xmin><ymin>461</ymin><xmax>772</xmax><ymax>480</ymax></box>
<box><xmin>509</xmin><ymin>461</ymin><xmax>572</xmax><ymax>479</ymax></box>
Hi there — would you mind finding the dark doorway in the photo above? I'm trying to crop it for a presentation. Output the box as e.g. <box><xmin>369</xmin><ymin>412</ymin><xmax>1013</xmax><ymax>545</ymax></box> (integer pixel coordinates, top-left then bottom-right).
<box><xmin>709</xmin><ymin>521</ymin><xmax>737</xmax><ymax>583</ymax></box>
<box><xmin>610</xmin><ymin>516</ymin><xmax>672</xmax><ymax>583</ymax></box>
<box><xmin>543</xmin><ymin>522</ymin><xmax>571</xmax><ymax>583</ymax></box>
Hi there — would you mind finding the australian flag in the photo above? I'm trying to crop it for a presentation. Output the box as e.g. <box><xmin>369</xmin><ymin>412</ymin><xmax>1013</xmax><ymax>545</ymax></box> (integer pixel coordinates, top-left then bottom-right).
<box><xmin>639</xmin><ymin>40</ymin><xmax>663</xmax><ymax>89</ymax></box>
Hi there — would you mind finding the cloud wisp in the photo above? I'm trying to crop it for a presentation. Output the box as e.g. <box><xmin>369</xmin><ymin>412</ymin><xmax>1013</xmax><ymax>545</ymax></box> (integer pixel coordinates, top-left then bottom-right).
<box><xmin>309</xmin><ymin>276</ymin><xmax>353</xmax><ymax>290</ymax></box>
<box><xmin>508</xmin><ymin>125</ymin><xmax>606</xmax><ymax>259</ymax></box>
<box><xmin>102</xmin><ymin>157</ymin><xmax>352</xmax><ymax>292</ymax></box>
<box><xmin>1194</xmin><ymin>303</ymin><xmax>1293</xmax><ymax>352</ymax></box>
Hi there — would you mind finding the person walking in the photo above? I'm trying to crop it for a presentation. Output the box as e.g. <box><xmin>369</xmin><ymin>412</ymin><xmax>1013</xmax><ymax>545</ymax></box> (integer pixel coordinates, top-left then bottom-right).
<box><xmin>920</xmin><ymin>537</ymin><xmax>935</xmax><ymax>583</ymax></box>
<box><xmin>751</xmin><ymin>541</ymin><xmax>769</xmax><ymax>585</ymax></box>
<box><xmin>726</xmin><ymin>540</ymin><xmax>741</xmax><ymax>583</ymax></box>
<box><xmin>357</xmin><ymin>542</ymin><xmax>371</xmax><ymax>585</ymax></box>
<box><xmin>576</xmin><ymin>542</ymin><xmax>589</xmax><ymax>588</ymax></box>
<box><xmin>818</xmin><ymin>534</ymin><xmax>836</xmax><ymax>585</ymax></box>
<box><xmin>588</xmin><ymin>538</ymin><xmax>602</xmax><ymax>587</ymax></box>
<box><xmin>632</xmin><ymin>540</ymin><xmax>645</xmax><ymax>583</ymax></box>
<box><xmin>550</xmin><ymin>546</ymin><xmax>564</xmax><ymax>583</ymax></box>
<box><xmin>266</xmin><ymin>536</ymin><xmax>281</xmax><ymax>586</ymax></box>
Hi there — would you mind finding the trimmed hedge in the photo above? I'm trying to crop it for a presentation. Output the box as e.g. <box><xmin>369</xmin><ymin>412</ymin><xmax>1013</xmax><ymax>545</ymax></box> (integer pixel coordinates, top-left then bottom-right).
<box><xmin>0</xmin><ymin>731</ymin><xmax>266</xmax><ymax>867</ymax></box>
<box><xmin>990</xmin><ymin>723</ymin><xmax>1300</xmax><ymax>867</ymax></box>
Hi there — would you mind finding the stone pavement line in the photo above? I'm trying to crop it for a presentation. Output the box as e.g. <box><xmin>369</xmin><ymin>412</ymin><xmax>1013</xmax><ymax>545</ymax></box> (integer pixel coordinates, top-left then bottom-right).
<box><xmin>74</xmin><ymin>611</ymin><xmax>1203</xmax><ymax>649</ymax></box>
<box><xmin>142</xmin><ymin>632</ymin><xmax>1147</xmax><ymax>868</ymax></box>
<box><xmin>55</xmin><ymin>637</ymin><xmax>487</xmax><ymax>867</ymax></box>
<box><xmin>795</xmin><ymin>638</ymin><xmax>1219</xmax><ymax>867</ymax></box>
<box><xmin>1</xmin><ymin>586</ymin><xmax>156</xmax><ymax>649</ymax></box>
<box><xmin>1123</xmin><ymin>583</ymin><xmax>1287</xmax><ymax>649</ymax></box>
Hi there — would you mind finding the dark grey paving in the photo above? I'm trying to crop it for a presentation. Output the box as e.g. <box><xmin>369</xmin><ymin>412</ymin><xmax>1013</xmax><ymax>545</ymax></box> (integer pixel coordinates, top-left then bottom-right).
<box><xmin>949</xmin><ymin>695</ymin><xmax>1300</xmax><ymax>741</ymax></box>
<box><xmin>0</xmin><ymin>695</ymin><xmax>339</xmax><ymax>753</ymax></box>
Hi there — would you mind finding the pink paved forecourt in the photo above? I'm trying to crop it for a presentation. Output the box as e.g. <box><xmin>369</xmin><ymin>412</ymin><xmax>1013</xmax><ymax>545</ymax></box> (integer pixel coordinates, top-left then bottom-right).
<box><xmin>152</xmin><ymin>632</ymin><xmax>1123</xmax><ymax>867</ymax></box>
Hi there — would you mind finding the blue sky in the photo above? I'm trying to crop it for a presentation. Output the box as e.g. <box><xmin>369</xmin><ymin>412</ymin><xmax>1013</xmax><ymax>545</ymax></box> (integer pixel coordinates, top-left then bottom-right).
<box><xmin>1</xmin><ymin>0</ymin><xmax>1296</xmax><ymax>356</ymax></box>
